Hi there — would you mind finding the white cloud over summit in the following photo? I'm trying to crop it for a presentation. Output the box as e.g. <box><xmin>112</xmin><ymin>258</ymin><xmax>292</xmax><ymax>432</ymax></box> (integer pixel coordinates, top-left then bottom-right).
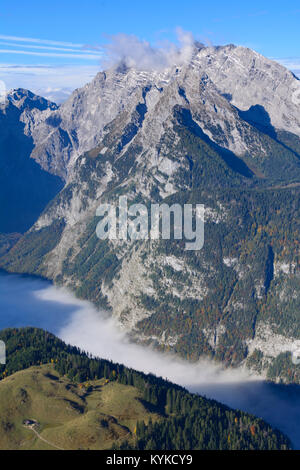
<box><xmin>103</xmin><ymin>28</ymin><xmax>201</xmax><ymax>71</ymax></box>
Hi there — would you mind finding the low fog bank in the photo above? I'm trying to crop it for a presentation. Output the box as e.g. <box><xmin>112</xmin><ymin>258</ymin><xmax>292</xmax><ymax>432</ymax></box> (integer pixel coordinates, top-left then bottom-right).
<box><xmin>38</xmin><ymin>284</ymin><xmax>300</xmax><ymax>449</ymax></box>
<box><xmin>38</xmin><ymin>285</ymin><xmax>255</xmax><ymax>386</ymax></box>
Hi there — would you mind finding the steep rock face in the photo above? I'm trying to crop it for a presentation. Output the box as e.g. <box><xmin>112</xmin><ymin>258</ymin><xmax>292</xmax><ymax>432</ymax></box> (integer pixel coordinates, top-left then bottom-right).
<box><xmin>0</xmin><ymin>90</ymin><xmax>63</xmax><ymax>233</ymax></box>
<box><xmin>195</xmin><ymin>45</ymin><xmax>300</xmax><ymax>136</ymax></box>
<box><xmin>1</xmin><ymin>45</ymin><xmax>300</xmax><ymax>383</ymax></box>
<box><xmin>24</xmin><ymin>44</ymin><xmax>300</xmax><ymax>181</ymax></box>
<box><xmin>29</xmin><ymin>67</ymin><xmax>172</xmax><ymax>179</ymax></box>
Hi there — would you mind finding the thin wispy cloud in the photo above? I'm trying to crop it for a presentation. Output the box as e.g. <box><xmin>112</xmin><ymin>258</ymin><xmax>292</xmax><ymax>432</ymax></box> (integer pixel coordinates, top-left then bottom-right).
<box><xmin>0</xmin><ymin>34</ymin><xmax>103</xmax><ymax>60</ymax></box>
<box><xmin>0</xmin><ymin>41</ymin><xmax>101</xmax><ymax>54</ymax></box>
<box><xmin>0</xmin><ymin>34</ymin><xmax>85</xmax><ymax>48</ymax></box>
<box><xmin>0</xmin><ymin>49</ymin><xmax>102</xmax><ymax>60</ymax></box>
<box><xmin>0</xmin><ymin>34</ymin><xmax>102</xmax><ymax>103</ymax></box>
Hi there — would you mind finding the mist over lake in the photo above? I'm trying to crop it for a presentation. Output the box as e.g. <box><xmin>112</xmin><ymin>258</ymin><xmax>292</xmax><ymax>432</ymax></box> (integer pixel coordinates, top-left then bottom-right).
<box><xmin>0</xmin><ymin>271</ymin><xmax>299</xmax><ymax>449</ymax></box>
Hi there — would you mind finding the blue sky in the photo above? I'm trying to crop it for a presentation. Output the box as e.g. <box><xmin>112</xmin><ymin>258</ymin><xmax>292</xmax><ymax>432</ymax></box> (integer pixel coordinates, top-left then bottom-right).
<box><xmin>0</xmin><ymin>0</ymin><xmax>299</xmax><ymax>102</ymax></box>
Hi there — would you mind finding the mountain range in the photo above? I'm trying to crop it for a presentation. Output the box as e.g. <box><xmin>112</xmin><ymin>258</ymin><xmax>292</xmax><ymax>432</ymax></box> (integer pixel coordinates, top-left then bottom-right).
<box><xmin>0</xmin><ymin>43</ymin><xmax>300</xmax><ymax>383</ymax></box>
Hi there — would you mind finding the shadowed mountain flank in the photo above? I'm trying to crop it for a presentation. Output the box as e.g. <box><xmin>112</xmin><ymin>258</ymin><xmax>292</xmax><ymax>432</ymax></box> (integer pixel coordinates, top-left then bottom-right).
<box><xmin>0</xmin><ymin>93</ymin><xmax>64</xmax><ymax>233</ymax></box>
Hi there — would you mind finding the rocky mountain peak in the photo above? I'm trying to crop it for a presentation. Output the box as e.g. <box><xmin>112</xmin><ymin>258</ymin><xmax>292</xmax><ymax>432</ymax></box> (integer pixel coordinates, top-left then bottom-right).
<box><xmin>194</xmin><ymin>45</ymin><xmax>300</xmax><ymax>135</ymax></box>
<box><xmin>6</xmin><ymin>88</ymin><xmax>58</xmax><ymax>112</ymax></box>
<box><xmin>16</xmin><ymin>44</ymin><xmax>299</xmax><ymax>182</ymax></box>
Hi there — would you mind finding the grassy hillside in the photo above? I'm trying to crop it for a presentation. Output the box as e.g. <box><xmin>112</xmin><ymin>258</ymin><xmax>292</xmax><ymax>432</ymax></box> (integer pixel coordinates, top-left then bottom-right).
<box><xmin>0</xmin><ymin>364</ymin><xmax>159</xmax><ymax>450</ymax></box>
<box><xmin>0</xmin><ymin>328</ymin><xmax>292</xmax><ymax>450</ymax></box>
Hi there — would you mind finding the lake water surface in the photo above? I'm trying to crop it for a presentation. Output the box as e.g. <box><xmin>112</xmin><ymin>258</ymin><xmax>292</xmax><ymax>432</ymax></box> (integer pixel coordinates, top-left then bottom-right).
<box><xmin>0</xmin><ymin>270</ymin><xmax>299</xmax><ymax>449</ymax></box>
